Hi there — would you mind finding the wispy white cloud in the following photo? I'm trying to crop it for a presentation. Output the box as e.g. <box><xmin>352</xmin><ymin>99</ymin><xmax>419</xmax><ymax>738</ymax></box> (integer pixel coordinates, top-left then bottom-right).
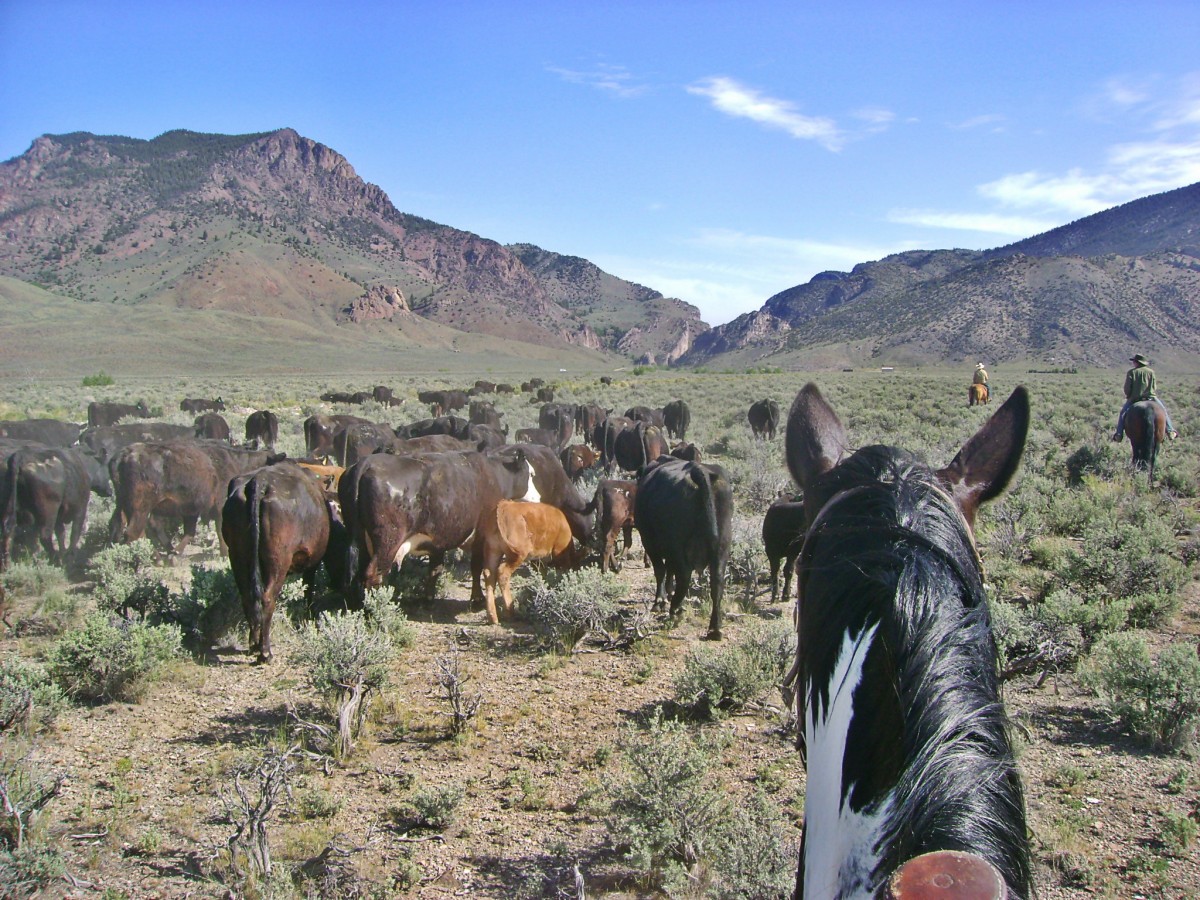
<box><xmin>686</xmin><ymin>76</ymin><xmax>846</xmax><ymax>151</ymax></box>
<box><xmin>546</xmin><ymin>64</ymin><xmax>647</xmax><ymax>98</ymax></box>
<box><xmin>950</xmin><ymin>113</ymin><xmax>1006</xmax><ymax>132</ymax></box>
<box><xmin>888</xmin><ymin>209</ymin><xmax>1057</xmax><ymax>237</ymax></box>
<box><xmin>594</xmin><ymin>228</ymin><xmax>911</xmax><ymax>325</ymax></box>
<box><xmin>979</xmin><ymin>138</ymin><xmax>1200</xmax><ymax>216</ymax></box>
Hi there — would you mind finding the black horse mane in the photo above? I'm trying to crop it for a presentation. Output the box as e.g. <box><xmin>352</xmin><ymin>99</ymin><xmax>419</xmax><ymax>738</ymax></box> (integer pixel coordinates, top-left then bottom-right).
<box><xmin>799</xmin><ymin>445</ymin><xmax>1033</xmax><ymax>899</ymax></box>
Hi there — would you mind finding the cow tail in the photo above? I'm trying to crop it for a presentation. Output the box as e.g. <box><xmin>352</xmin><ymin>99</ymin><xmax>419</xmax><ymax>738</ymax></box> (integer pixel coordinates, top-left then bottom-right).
<box><xmin>247</xmin><ymin>477</ymin><xmax>265</xmax><ymax>606</ymax></box>
<box><xmin>690</xmin><ymin>464</ymin><xmax>720</xmax><ymax>550</ymax></box>
<box><xmin>1</xmin><ymin>452</ymin><xmax>20</xmax><ymax>564</ymax></box>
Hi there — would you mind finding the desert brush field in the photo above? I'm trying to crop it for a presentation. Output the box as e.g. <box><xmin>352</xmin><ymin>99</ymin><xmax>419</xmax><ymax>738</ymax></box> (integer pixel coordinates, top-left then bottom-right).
<box><xmin>1</xmin><ymin>366</ymin><xmax>1198</xmax><ymax>899</ymax></box>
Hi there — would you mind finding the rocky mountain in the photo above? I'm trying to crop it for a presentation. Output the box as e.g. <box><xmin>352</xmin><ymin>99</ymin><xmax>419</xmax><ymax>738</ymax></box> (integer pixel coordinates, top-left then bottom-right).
<box><xmin>684</xmin><ymin>182</ymin><xmax>1200</xmax><ymax>368</ymax></box>
<box><xmin>0</xmin><ymin>128</ymin><xmax>707</xmax><ymax>363</ymax></box>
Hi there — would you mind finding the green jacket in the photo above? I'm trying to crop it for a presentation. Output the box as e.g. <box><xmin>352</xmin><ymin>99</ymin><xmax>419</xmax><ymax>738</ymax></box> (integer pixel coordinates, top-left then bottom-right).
<box><xmin>1124</xmin><ymin>365</ymin><xmax>1157</xmax><ymax>402</ymax></box>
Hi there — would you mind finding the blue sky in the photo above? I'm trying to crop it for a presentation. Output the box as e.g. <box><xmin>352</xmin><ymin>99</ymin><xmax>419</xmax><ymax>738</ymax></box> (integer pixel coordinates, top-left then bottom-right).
<box><xmin>3</xmin><ymin>2</ymin><xmax>1199</xmax><ymax>326</ymax></box>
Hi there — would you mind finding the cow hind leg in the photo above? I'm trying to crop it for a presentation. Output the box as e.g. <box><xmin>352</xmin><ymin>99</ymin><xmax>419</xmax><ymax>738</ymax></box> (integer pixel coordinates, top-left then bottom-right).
<box><xmin>667</xmin><ymin>566</ymin><xmax>690</xmax><ymax>621</ymax></box>
<box><xmin>648</xmin><ymin>557</ymin><xmax>668</xmax><ymax>611</ymax></box>
<box><xmin>705</xmin><ymin>560</ymin><xmax>723</xmax><ymax>641</ymax></box>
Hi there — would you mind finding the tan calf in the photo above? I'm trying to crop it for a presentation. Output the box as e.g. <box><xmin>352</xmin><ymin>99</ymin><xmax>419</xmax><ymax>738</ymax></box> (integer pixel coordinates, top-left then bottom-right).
<box><xmin>480</xmin><ymin>499</ymin><xmax>579</xmax><ymax>624</ymax></box>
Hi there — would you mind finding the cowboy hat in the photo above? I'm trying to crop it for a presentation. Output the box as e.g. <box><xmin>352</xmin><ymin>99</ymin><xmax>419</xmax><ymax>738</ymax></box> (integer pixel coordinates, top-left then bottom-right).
<box><xmin>975</xmin><ymin>362</ymin><xmax>985</xmax><ymax>369</ymax></box>
<box><xmin>1131</xmin><ymin>353</ymin><xmax>1149</xmax><ymax>366</ymax></box>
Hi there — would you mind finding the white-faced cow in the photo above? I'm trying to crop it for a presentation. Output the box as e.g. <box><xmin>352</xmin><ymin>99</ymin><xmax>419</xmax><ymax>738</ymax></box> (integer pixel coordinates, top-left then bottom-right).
<box><xmin>337</xmin><ymin>450</ymin><xmax>532</xmax><ymax>598</ymax></box>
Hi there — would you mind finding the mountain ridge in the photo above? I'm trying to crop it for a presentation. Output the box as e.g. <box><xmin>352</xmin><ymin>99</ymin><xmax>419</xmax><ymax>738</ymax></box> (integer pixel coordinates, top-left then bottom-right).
<box><xmin>683</xmin><ymin>181</ymin><xmax>1200</xmax><ymax>369</ymax></box>
<box><xmin>0</xmin><ymin>128</ymin><xmax>707</xmax><ymax>367</ymax></box>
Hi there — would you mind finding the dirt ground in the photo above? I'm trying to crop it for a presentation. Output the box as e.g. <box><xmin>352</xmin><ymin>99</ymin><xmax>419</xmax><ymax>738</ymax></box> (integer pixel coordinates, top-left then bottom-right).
<box><xmin>5</xmin><ymin>541</ymin><xmax>1196</xmax><ymax>900</ymax></box>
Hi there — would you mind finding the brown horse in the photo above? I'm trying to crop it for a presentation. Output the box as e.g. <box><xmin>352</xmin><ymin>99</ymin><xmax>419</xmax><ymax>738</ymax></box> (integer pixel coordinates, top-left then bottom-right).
<box><xmin>1124</xmin><ymin>400</ymin><xmax>1166</xmax><ymax>480</ymax></box>
<box><xmin>968</xmin><ymin>383</ymin><xmax>990</xmax><ymax>406</ymax></box>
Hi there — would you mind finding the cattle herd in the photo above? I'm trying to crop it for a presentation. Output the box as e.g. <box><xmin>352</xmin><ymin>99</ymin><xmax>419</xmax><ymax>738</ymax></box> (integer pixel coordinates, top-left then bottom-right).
<box><xmin>0</xmin><ymin>383</ymin><xmax>793</xmax><ymax>663</ymax></box>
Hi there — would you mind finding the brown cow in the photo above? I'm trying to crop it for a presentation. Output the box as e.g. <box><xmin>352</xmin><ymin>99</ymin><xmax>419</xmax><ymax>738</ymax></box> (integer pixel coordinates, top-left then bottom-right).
<box><xmin>180</xmin><ymin>397</ymin><xmax>225</xmax><ymax>414</ymax></box>
<box><xmin>591</xmin><ymin>479</ymin><xmax>637</xmax><ymax>573</ymax></box>
<box><xmin>87</xmin><ymin>400</ymin><xmax>152</xmax><ymax>428</ymax></box>
<box><xmin>304</xmin><ymin>414</ymin><xmax>370</xmax><ymax>459</ymax></box>
<box><xmin>560</xmin><ymin>444</ymin><xmax>600</xmax><ymax>483</ymax></box>
<box><xmin>245</xmin><ymin>410</ymin><xmax>279</xmax><ymax>451</ymax></box>
<box><xmin>0</xmin><ymin>419</ymin><xmax>80</xmax><ymax>447</ymax></box>
<box><xmin>1</xmin><ymin>446</ymin><xmax>90</xmax><ymax>571</ymax></box>
<box><xmin>479</xmin><ymin>500</ymin><xmax>580</xmax><ymax>624</ymax></box>
<box><xmin>223</xmin><ymin>463</ymin><xmax>333</xmax><ymax>663</ymax></box>
<box><xmin>108</xmin><ymin>441</ymin><xmax>224</xmax><ymax>554</ymax></box>
<box><xmin>193</xmin><ymin>413</ymin><xmax>231</xmax><ymax>443</ymax></box>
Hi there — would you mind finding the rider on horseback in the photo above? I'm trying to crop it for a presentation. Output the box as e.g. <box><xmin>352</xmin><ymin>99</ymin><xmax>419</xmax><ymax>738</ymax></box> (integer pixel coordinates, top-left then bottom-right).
<box><xmin>972</xmin><ymin>362</ymin><xmax>989</xmax><ymax>400</ymax></box>
<box><xmin>1112</xmin><ymin>353</ymin><xmax>1178</xmax><ymax>442</ymax></box>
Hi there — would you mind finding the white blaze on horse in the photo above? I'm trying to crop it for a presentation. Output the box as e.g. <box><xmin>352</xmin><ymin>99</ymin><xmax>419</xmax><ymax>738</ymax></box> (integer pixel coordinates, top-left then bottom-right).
<box><xmin>785</xmin><ymin>382</ymin><xmax>1033</xmax><ymax>900</ymax></box>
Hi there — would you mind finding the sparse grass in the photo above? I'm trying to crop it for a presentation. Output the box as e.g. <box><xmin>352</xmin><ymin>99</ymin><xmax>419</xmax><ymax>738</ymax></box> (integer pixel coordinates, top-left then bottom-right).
<box><xmin>0</xmin><ymin>368</ymin><xmax>1197</xmax><ymax>897</ymax></box>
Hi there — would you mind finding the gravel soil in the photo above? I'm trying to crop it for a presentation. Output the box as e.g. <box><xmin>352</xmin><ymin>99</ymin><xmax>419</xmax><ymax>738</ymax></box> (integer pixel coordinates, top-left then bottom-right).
<box><xmin>7</xmin><ymin>533</ymin><xmax>1199</xmax><ymax>899</ymax></box>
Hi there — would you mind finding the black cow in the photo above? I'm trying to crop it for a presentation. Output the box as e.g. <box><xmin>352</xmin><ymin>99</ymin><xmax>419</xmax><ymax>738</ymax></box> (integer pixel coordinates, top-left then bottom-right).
<box><xmin>514</xmin><ymin>428</ymin><xmax>559</xmax><ymax>449</ymax></box>
<box><xmin>304</xmin><ymin>414</ymin><xmax>370</xmax><ymax>459</ymax></box>
<box><xmin>599</xmin><ymin>376</ymin><xmax>613</xmax><ymax>385</ymax></box>
<box><xmin>417</xmin><ymin>390</ymin><xmax>468</xmax><ymax>417</ymax></box>
<box><xmin>663</xmin><ymin>400</ymin><xmax>691</xmax><ymax>441</ymax></box>
<box><xmin>762</xmin><ymin>498</ymin><xmax>806</xmax><ymax>604</ymax></box>
<box><xmin>224</xmin><ymin>463</ymin><xmax>333</xmax><ymax>663</ymax></box>
<box><xmin>180</xmin><ymin>397</ymin><xmax>225</xmax><ymax>414</ymax></box>
<box><xmin>398</xmin><ymin>416</ymin><xmax>471</xmax><ymax>441</ymax></box>
<box><xmin>0</xmin><ymin>419</ymin><xmax>80</xmax><ymax>447</ymax></box>
<box><xmin>597</xmin><ymin>415</ymin><xmax>634</xmax><ymax>473</ymax></box>
<box><xmin>470</xmin><ymin>380</ymin><xmax>496</xmax><ymax>395</ymax></box>
<box><xmin>469</xmin><ymin>401</ymin><xmax>505</xmax><ymax>432</ymax></box>
<box><xmin>320</xmin><ymin>390</ymin><xmax>357</xmax><ymax>404</ymax></box>
<box><xmin>78</xmin><ymin>422</ymin><xmax>193</xmax><ymax>464</ymax></box>
<box><xmin>625</xmin><ymin>406</ymin><xmax>665</xmax><ymax>428</ymax></box>
<box><xmin>468</xmin><ymin>424</ymin><xmax>507</xmax><ymax>451</ymax></box>
<box><xmin>245</xmin><ymin>410</ymin><xmax>279</xmax><ymax>451</ymax></box>
<box><xmin>1</xmin><ymin>446</ymin><xmax>90</xmax><ymax>571</ymax></box>
<box><xmin>372</xmin><ymin>385</ymin><xmax>395</xmax><ymax>404</ymax></box>
<box><xmin>496</xmin><ymin>384</ymin><xmax>515</xmax><ymax>394</ymax></box>
<box><xmin>635</xmin><ymin>456</ymin><xmax>733</xmax><ymax>640</ymax></box>
<box><xmin>539</xmin><ymin>403</ymin><xmax>576</xmax><ymax>448</ymax></box>
<box><xmin>748</xmin><ymin>399</ymin><xmax>781</xmax><ymax>440</ymax></box>
<box><xmin>338</xmin><ymin>449</ymin><xmax>530</xmax><ymax>597</ymax></box>
<box><xmin>535</xmin><ymin>387</ymin><xmax>555</xmax><ymax>403</ymax></box>
<box><xmin>87</xmin><ymin>400</ymin><xmax>152</xmax><ymax>428</ymax></box>
<box><xmin>574</xmin><ymin>404</ymin><xmax>607</xmax><ymax>447</ymax></box>
<box><xmin>614</xmin><ymin>422</ymin><xmax>669</xmax><ymax>474</ymax></box>
<box><xmin>334</xmin><ymin>422</ymin><xmax>401</xmax><ymax>467</ymax></box>
<box><xmin>670</xmin><ymin>442</ymin><xmax>703</xmax><ymax>462</ymax></box>
<box><xmin>193</xmin><ymin>413</ymin><xmax>231</xmax><ymax>443</ymax></box>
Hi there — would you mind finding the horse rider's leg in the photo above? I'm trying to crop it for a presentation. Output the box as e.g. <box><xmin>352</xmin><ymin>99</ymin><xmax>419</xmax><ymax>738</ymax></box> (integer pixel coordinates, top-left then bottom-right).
<box><xmin>1113</xmin><ymin>400</ymin><xmax>1133</xmax><ymax>441</ymax></box>
<box><xmin>1156</xmin><ymin>400</ymin><xmax>1179</xmax><ymax>439</ymax></box>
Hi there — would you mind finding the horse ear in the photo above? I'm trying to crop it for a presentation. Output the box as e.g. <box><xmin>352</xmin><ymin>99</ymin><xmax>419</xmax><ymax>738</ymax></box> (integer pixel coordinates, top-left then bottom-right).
<box><xmin>936</xmin><ymin>386</ymin><xmax>1030</xmax><ymax>528</ymax></box>
<box><xmin>785</xmin><ymin>383</ymin><xmax>848</xmax><ymax>493</ymax></box>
